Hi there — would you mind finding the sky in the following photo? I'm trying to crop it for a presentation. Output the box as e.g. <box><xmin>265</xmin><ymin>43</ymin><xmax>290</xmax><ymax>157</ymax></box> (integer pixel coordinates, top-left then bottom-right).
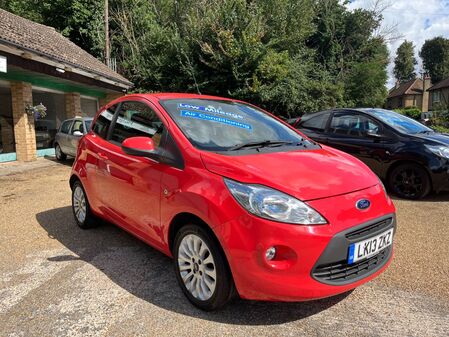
<box><xmin>346</xmin><ymin>0</ymin><xmax>449</xmax><ymax>88</ymax></box>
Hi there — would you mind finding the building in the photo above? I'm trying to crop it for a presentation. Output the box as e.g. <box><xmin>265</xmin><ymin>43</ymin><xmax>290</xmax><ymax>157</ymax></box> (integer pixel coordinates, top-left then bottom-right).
<box><xmin>0</xmin><ymin>9</ymin><xmax>133</xmax><ymax>163</ymax></box>
<box><xmin>428</xmin><ymin>77</ymin><xmax>449</xmax><ymax>111</ymax></box>
<box><xmin>385</xmin><ymin>76</ymin><xmax>432</xmax><ymax>112</ymax></box>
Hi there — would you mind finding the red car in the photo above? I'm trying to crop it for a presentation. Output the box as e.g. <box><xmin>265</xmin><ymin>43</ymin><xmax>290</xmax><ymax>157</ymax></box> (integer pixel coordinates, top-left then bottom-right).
<box><xmin>70</xmin><ymin>93</ymin><xmax>396</xmax><ymax>310</ymax></box>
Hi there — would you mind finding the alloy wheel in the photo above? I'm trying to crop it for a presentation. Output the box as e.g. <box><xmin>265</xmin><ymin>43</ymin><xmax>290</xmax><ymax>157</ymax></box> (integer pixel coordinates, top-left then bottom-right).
<box><xmin>393</xmin><ymin>168</ymin><xmax>423</xmax><ymax>198</ymax></box>
<box><xmin>177</xmin><ymin>234</ymin><xmax>217</xmax><ymax>301</ymax></box>
<box><xmin>73</xmin><ymin>185</ymin><xmax>87</xmax><ymax>224</ymax></box>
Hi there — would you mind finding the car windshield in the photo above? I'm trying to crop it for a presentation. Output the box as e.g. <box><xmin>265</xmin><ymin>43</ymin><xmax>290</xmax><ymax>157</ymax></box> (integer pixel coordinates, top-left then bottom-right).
<box><xmin>160</xmin><ymin>98</ymin><xmax>312</xmax><ymax>152</ymax></box>
<box><xmin>85</xmin><ymin>120</ymin><xmax>92</xmax><ymax>131</ymax></box>
<box><xmin>367</xmin><ymin>109</ymin><xmax>432</xmax><ymax>134</ymax></box>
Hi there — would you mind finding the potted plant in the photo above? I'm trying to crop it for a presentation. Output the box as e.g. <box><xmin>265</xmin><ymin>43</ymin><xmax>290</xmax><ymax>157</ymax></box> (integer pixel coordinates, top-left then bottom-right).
<box><xmin>25</xmin><ymin>103</ymin><xmax>47</xmax><ymax>119</ymax></box>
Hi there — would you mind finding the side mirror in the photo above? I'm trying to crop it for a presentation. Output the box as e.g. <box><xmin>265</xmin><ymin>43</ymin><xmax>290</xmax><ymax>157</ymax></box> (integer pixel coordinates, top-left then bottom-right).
<box><xmin>73</xmin><ymin>130</ymin><xmax>83</xmax><ymax>137</ymax></box>
<box><xmin>122</xmin><ymin>136</ymin><xmax>157</xmax><ymax>158</ymax></box>
<box><xmin>365</xmin><ymin>131</ymin><xmax>383</xmax><ymax>139</ymax></box>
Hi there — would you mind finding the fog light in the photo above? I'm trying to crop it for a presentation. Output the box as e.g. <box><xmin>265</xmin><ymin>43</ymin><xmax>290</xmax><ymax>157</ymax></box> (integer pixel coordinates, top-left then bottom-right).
<box><xmin>265</xmin><ymin>247</ymin><xmax>276</xmax><ymax>261</ymax></box>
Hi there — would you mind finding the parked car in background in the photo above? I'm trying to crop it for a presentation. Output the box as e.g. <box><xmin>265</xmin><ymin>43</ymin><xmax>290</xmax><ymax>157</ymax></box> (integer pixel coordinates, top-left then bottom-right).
<box><xmin>35</xmin><ymin>120</ymin><xmax>56</xmax><ymax>149</ymax></box>
<box><xmin>296</xmin><ymin>108</ymin><xmax>449</xmax><ymax>199</ymax></box>
<box><xmin>70</xmin><ymin>94</ymin><xmax>395</xmax><ymax>310</ymax></box>
<box><xmin>55</xmin><ymin>117</ymin><xmax>93</xmax><ymax>160</ymax></box>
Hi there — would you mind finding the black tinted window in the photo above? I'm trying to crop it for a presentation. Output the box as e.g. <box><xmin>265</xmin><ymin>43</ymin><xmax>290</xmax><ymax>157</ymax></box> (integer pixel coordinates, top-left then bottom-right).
<box><xmin>301</xmin><ymin>113</ymin><xmax>330</xmax><ymax>131</ymax></box>
<box><xmin>330</xmin><ymin>113</ymin><xmax>380</xmax><ymax>136</ymax></box>
<box><xmin>60</xmin><ymin>120</ymin><xmax>72</xmax><ymax>134</ymax></box>
<box><xmin>93</xmin><ymin>105</ymin><xmax>116</xmax><ymax>139</ymax></box>
<box><xmin>110</xmin><ymin>101</ymin><xmax>164</xmax><ymax>147</ymax></box>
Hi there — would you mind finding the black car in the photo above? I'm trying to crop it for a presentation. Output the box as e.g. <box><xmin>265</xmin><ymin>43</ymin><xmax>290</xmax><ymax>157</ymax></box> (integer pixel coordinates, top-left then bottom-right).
<box><xmin>295</xmin><ymin>108</ymin><xmax>449</xmax><ymax>199</ymax></box>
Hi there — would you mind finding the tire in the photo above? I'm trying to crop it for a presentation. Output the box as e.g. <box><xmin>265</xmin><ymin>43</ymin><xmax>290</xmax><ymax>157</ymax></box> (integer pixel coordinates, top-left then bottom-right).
<box><xmin>55</xmin><ymin>143</ymin><xmax>67</xmax><ymax>161</ymax></box>
<box><xmin>173</xmin><ymin>224</ymin><xmax>234</xmax><ymax>311</ymax></box>
<box><xmin>388</xmin><ymin>163</ymin><xmax>431</xmax><ymax>199</ymax></box>
<box><xmin>71</xmin><ymin>181</ymin><xmax>97</xmax><ymax>229</ymax></box>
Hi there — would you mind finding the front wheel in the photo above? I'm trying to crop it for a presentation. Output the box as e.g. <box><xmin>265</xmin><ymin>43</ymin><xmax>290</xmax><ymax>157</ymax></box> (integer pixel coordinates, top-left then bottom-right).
<box><xmin>173</xmin><ymin>225</ymin><xmax>234</xmax><ymax>311</ymax></box>
<box><xmin>388</xmin><ymin>163</ymin><xmax>431</xmax><ymax>199</ymax></box>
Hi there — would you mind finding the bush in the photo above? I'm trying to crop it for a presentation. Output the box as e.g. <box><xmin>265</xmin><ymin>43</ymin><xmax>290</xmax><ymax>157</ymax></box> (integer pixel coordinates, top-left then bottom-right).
<box><xmin>394</xmin><ymin>106</ymin><xmax>422</xmax><ymax>120</ymax></box>
<box><xmin>432</xmin><ymin>125</ymin><xmax>449</xmax><ymax>134</ymax></box>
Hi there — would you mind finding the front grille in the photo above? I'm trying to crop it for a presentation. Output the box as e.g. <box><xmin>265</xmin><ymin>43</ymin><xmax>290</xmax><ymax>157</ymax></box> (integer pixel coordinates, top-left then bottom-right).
<box><xmin>345</xmin><ymin>217</ymin><xmax>393</xmax><ymax>241</ymax></box>
<box><xmin>312</xmin><ymin>246</ymin><xmax>391</xmax><ymax>284</ymax></box>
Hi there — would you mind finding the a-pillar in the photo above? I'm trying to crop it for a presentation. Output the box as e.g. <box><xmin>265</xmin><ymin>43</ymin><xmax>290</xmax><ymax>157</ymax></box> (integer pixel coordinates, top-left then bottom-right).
<box><xmin>11</xmin><ymin>81</ymin><xmax>36</xmax><ymax>161</ymax></box>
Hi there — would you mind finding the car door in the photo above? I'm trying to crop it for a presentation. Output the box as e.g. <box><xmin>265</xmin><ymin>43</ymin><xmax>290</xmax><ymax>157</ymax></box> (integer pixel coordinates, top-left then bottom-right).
<box><xmin>94</xmin><ymin>99</ymin><xmax>166</xmax><ymax>246</ymax></box>
<box><xmin>297</xmin><ymin>112</ymin><xmax>332</xmax><ymax>144</ymax></box>
<box><xmin>56</xmin><ymin>120</ymin><xmax>73</xmax><ymax>153</ymax></box>
<box><xmin>326</xmin><ymin>111</ymin><xmax>393</xmax><ymax>175</ymax></box>
<box><xmin>67</xmin><ymin>119</ymin><xmax>85</xmax><ymax>156</ymax></box>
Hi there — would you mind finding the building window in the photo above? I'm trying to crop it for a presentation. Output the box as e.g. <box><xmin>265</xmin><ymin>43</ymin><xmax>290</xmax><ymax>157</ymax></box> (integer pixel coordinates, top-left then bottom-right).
<box><xmin>81</xmin><ymin>97</ymin><xmax>99</xmax><ymax>117</ymax></box>
<box><xmin>0</xmin><ymin>85</ymin><xmax>15</xmax><ymax>161</ymax></box>
<box><xmin>33</xmin><ymin>89</ymin><xmax>66</xmax><ymax>150</ymax></box>
<box><xmin>432</xmin><ymin>91</ymin><xmax>441</xmax><ymax>103</ymax></box>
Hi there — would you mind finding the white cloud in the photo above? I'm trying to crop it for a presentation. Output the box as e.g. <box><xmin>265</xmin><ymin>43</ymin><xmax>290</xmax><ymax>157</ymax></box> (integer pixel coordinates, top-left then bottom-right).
<box><xmin>346</xmin><ymin>0</ymin><xmax>449</xmax><ymax>88</ymax></box>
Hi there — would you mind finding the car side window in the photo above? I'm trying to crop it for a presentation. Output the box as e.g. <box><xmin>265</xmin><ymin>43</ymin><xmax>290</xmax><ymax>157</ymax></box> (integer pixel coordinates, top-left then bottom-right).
<box><xmin>71</xmin><ymin>120</ymin><xmax>84</xmax><ymax>134</ymax></box>
<box><xmin>330</xmin><ymin>113</ymin><xmax>381</xmax><ymax>137</ymax></box>
<box><xmin>300</xmin><ymin>113</ymin><xmax>330</xmax><ymax>131</ymax></box>
<box><xmin>110</xmin><ymin>101</ymin><xmax>165</xmax><ymax>147</ymax></box>
<box><xmin>60</xmin><ymin>120</ymin><xmax>72</xmax><ymax>134</ymax></box>
<box><xmin>92</xmin><ymin>104</ymin><xmax>117</xmax><ymax>139</ymax></box>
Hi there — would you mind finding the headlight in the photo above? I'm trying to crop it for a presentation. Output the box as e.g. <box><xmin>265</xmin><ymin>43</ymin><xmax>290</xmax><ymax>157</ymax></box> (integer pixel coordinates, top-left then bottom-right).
<box><xmin>426</xmin><ymin>145</ymin><xmax>449</xmax><ymax>159</ymax></box>
<box><xmin>224</xmin><ymin>178</ymin><xmax>327</xmax><ymax>225</ymax></box>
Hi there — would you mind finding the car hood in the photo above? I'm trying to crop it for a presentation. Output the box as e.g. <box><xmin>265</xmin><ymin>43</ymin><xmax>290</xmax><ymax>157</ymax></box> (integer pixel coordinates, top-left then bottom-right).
<box><xmin>413</xmin><ymin>132</ymin><xmax>449</xmax><ymax>146</ymax></box>
<box><xmin>200</xmin><ymin>146</ymin><xmax>379</xmax><ymax>201</ymax></box>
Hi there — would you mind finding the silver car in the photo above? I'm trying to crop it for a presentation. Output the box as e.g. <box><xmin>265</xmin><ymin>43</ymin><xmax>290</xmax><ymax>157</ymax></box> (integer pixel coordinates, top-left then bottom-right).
<box><xmin>54</xmin><ymin>117</ymin><xmax>93</xmax><ymax>160</ymax></box>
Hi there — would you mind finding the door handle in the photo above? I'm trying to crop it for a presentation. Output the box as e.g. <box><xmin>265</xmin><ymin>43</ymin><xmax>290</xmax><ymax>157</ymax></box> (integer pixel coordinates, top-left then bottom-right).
<box><xmin>98</xmin><ymin>152</ymin><xmax>108</xmax><ymax>160</ymax></box>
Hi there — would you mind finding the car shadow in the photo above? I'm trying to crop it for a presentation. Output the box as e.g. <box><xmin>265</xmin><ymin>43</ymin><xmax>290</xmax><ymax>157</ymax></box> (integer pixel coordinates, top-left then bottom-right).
<box><xmin>390</xmin><ymin>191</ymin><xmax>449</xmax><ymax>203</ymax></box>
<box><xmin>43</xmin><ymin>155</ymin><xmax>74</xmax><ymax>167</ymax></box>
<box><xmin>36</xmin><ymin>206</ymin><xmax>351</xmax><ymax>325</ymax></box>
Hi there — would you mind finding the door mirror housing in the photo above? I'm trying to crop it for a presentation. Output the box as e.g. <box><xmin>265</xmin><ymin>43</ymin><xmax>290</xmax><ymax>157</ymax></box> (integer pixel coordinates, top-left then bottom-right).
<box><xmin>365</xmin><ymin>131</ymin><xmax>383</xmax><ymax>139</ymax></box>
<box><xmin>122</xmin><ymin>136</ymin><xmax>157</xmax><ymax>158</ymax></box>
<box><xmin>73</xmin><ymin>130</ymin><xmax>83</xmax><ymax>137</ymax></box>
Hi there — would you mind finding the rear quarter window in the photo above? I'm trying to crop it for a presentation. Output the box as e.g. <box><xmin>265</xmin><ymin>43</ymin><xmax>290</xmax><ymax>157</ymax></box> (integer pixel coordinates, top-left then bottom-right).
<box><xmin>300</xmin><ymin>113</ymin><xmax>330</xmax><ymax>131</ymax></box>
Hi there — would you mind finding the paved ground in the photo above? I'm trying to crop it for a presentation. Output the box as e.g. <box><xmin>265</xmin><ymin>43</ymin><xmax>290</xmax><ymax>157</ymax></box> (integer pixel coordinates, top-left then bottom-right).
<box><xmin>0</xmin><ymin>158</ymin><xmax>448</xmax><ymax>337</ymax></box>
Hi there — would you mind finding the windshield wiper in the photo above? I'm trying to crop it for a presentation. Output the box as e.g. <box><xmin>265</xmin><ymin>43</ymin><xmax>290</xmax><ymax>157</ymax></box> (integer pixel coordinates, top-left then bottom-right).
<box><xmin>227</xmin><ymin>140</ymin><xmax>295</xmax><ymax>151</ymax></box>
<box><xmin>417</xmin><ymin>130</ymin><xmax>434</xmax><ymax>134</ymax></box>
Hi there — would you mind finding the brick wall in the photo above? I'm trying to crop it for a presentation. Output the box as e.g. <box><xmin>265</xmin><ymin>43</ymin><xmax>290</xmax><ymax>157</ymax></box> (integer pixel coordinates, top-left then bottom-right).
<box><xmin>65</xmin><ymin>92</ymin><xmax>81</xmax><ymax>118</ymax></box>
<box><xmin>11</xmin><ymin>81</ymin><xmax>36</xmax><ymax>161</ymax></box>
<box><xmin>99</xmin><ymin>92</ymin><xmax>124</xmax><ymax>108</ymax></box>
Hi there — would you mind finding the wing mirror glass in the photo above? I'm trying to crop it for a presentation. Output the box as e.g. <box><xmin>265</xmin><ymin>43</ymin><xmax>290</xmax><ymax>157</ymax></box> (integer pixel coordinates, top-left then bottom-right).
<box><xmin>73</xmin><ymin>130</ymin><xmax>83</xmax><ymax>137</ymax></box>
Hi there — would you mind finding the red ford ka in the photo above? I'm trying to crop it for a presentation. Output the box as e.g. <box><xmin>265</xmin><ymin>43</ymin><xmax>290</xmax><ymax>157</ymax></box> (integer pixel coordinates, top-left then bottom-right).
<box><xmin>70</xmin><ymin>93</ymin><xmax>396</xmax><ymax>310</ymax></box>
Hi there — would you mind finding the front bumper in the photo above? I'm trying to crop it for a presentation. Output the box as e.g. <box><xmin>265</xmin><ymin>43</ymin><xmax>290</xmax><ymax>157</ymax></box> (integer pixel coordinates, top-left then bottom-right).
<box><xmin>214</xmin><ymin>184</ymin><xmax>396</xmax><ymax>301</ymax></box>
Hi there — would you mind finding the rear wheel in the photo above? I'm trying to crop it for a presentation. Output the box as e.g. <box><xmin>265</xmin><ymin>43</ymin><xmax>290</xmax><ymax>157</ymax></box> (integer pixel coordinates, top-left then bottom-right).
<box><xmin>388</xmin><ymin>163</ymin><xmax>431</xmax><ymax>199</ymax></box>
<box><xmin>71</xmin><ymin>181</ymin><xmax>96</xmax><ymax>229</ymax></box>
<box><xmin>173</xmin><ymin>225</ymin><xmax>234</xmax><ymax>311</ymax></box>
<box><xmin>55</xmin><ymin>143</ymin><xmax>67</xmax><ymax>161</ymax></box>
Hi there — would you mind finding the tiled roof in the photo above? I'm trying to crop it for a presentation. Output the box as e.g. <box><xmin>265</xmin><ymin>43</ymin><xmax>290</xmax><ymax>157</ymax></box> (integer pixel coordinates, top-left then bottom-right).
<box><xmin>0</xmin><ymin>9</ymin><xmax>132</xmax><ymax>87</ymax></box>
<box><xmin>388</xmin><ymin>78</ymin><xmax>423</xmax><ymax>98</ymax></box>
<box><xmin>428</xmin><ymin>77</ymin><xmax>449</xmax><ymax>91</ymax></box>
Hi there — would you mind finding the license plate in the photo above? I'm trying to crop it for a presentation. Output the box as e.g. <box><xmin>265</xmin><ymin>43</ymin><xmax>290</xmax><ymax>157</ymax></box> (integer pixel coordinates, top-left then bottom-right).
<box><xmin>348</xmin><ymin>228</ymin><xmax>393</xmax><ymax>264</ymax></box>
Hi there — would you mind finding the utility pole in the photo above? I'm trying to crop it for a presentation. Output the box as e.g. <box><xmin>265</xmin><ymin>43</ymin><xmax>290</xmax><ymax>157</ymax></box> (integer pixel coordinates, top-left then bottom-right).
<box><xmin>105</xmin><ymin>0</ymin><xmax>110</xmax><ymax>66</ymax></box>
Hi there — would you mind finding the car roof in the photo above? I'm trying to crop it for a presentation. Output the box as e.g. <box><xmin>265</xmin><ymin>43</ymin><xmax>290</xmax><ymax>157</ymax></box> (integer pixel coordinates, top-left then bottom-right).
<box><xmin>121</xmin><ymin>92</ymin><xmax>237</xmax><ymax>102</ymax></box>
<box><xmin>301</xmin><ymin>108</ymin><xmax>385</xmax><ymax>119</ymax></box>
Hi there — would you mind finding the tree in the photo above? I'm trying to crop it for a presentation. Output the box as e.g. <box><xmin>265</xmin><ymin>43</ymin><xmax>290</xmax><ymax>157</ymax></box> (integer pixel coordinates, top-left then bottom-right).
<box><xmin>393</xmin><ymin>41</ymin><xmax>417</xmax><ymax>82</ymax></box>
<box><xmin>420</xmin><ymin>37</ymin><xmax>449</xmax><ymax>83</ymax></box>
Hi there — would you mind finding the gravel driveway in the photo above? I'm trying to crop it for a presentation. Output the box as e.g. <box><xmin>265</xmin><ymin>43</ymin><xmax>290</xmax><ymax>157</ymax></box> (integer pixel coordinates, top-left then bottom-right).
<box><xmin>0</xmin><ymin>159</ymin><xmax>448</xmax><ymax>337</ymax></box>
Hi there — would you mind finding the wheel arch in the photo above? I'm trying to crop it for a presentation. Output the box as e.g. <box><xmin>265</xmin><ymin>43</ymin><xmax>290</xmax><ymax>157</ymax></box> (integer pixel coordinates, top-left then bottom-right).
<box><xmin>386</xmin><ymin>160</ymin><xmax>433</xmax><ymax>192</ymax></box>
<box><xmin>167</xmin><ymin>212</ymin><xmax>235</xmax><ymax>282</ymax></box>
